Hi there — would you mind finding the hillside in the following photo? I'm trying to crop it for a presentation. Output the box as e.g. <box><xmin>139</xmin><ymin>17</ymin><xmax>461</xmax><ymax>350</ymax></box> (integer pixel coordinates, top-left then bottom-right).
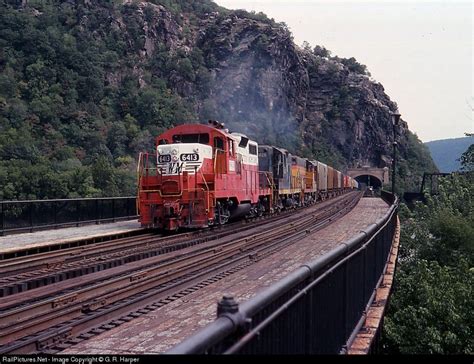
<box><xmin>0</xmin><ymin>0</ymin><xmax>436</xmax><ymax>199</ymax></box>
<box><xmin>425</xmin><ymin>136</ymin><xmax>474</xmax><ymax>172</ymax></box>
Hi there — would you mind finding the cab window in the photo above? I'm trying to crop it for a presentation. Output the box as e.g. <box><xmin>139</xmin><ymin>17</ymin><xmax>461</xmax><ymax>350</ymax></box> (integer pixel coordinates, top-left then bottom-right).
<box><xmin>214</xmin><ymin>137</ymin><xmax>224</xmax><ymax>150</ymax></box>
<box><xmin>172</xmin><ymin>133</ymin><xmax>209</xmax><ymax>144</ymax></box>
<box><xmin>228</xmin><ymin>139</ymin><xmax>234</xmax><ymax>156</ymax></box>
<box><xmin>249</xmin><ymin>144</ymin><xmax>257</xmax><ymax>155</ymax></box>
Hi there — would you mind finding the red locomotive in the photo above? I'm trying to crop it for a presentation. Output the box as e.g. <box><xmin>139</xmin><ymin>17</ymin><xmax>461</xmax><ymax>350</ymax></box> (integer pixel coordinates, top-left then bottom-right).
<box><xmin>137</xmin><ymin>121</ymin><xmax>358</xmax><ymax>231</ymax></box>
<box><xmin>137</xmin><ymin>121</ymin><xmax>273</xmax><ymax>230</ymax></box>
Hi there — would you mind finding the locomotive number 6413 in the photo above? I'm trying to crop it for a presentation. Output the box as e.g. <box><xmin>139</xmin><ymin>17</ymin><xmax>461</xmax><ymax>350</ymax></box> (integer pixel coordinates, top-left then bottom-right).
<box><xmin>180</xmin><ymin>153</ymin><xmax>199</xmax><ymax>162</ymax></box>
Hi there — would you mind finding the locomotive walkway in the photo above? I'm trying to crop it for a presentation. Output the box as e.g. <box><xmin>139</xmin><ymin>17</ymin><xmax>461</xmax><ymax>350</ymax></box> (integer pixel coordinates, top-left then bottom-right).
<box><xmin>61</xmin><ymin>197</ymin><xmax>390</xmax><ymax>355</ymax></box>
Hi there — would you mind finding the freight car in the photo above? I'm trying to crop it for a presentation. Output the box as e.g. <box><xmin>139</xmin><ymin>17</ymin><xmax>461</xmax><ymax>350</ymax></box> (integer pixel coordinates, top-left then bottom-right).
<box><xmin>137</xmin><ymin>121</ymin><xmax>358</xmax><ymax>231</ymax></box>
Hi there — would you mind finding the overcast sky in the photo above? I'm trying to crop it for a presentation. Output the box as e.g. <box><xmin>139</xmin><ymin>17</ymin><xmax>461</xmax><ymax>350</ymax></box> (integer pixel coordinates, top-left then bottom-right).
<box><xmin>216</xmin><ymin>0</ymin><xmax>473</xmax><ymax>142</ymax></box>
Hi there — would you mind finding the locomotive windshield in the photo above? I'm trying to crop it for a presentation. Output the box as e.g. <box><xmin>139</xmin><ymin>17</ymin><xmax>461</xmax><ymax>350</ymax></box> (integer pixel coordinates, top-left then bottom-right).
<box><xmin>171</xmin><ymin>133</ymin><xmax>210</xmax><ymax>145</ymax></box>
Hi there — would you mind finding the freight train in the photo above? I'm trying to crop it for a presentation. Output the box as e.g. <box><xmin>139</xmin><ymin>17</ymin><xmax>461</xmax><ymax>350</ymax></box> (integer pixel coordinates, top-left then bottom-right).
<box><xmin>137</xmin><ymin>121</ymin><xmax>358</xmax><ymax>231</ymax></box>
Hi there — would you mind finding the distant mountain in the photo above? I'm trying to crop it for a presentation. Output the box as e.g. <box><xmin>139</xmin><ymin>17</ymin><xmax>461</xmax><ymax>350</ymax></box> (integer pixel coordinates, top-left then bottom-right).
<box><xmin>425</xmin><ymin>137</ymin><xmax>474</xmax><ymax>172</ymax></box>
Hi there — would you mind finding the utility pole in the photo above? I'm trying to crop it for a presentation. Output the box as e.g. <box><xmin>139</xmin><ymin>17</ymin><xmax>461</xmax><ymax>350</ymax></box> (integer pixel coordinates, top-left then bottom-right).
<box><xmin>391</xmin><ymin>111</ymin><xmax>401</xmax><ymax>195</ymax></box>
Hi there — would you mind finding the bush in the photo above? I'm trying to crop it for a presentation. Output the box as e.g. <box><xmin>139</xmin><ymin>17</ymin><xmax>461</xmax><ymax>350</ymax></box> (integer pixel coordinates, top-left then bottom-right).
<box><xmin>383</xmin><ymin>175</ymin><xmax>474</xmax><ymax>354</ymax></box>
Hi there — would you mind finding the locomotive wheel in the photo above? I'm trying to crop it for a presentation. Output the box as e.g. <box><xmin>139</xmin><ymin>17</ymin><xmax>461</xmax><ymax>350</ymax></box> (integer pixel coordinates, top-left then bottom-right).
<box><xmin>215</xmin><ymin>202</ymin><xmax>230</xmax><ymax>225</ymax></box>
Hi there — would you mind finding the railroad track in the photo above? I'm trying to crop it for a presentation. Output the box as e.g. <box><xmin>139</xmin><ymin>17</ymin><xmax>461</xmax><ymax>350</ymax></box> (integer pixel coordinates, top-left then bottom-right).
<box><xmin>0</xmin><ymin>193</ymin><xmax>352</xmax><ymax>297</ymax></box>
<box><xmin>0</xmin><ymin>209</ymin><xmax>315</xmax><ymax>296</ymax></box>
<box><xmin>0</xmin><ymin>191</ymin><xmax>361</xmax><ymax>354</ymax></box>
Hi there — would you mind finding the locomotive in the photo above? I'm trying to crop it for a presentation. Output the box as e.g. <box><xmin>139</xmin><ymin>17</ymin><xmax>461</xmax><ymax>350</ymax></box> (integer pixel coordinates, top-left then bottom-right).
<box><xmin>137</xmin><ymin>121</ymin><xmax>358</xmax><ymax>231</ymax></box>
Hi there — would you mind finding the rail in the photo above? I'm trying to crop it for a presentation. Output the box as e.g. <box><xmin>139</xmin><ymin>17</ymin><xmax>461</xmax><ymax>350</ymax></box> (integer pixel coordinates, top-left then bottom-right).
<box><xmin>0</xmin><ymin>197</ymin><xmax>138</xmax><ymax>236</ymax></box>
<box><xmin>167</xmin><ymin>193</ymin><xmax>399</xmax><ymax>354</ymax></box>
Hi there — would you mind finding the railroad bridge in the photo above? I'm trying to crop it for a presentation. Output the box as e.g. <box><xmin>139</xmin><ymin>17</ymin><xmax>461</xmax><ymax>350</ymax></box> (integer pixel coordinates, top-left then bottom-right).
<box><xmin>347</xmin><ymin>167</ymin><xmax>390</xmax><ymax>189</ymax></box>
<box><xmin>0</xmin><ymin>193</ymin><xmax>399</xmax><ymax>355</ymax></box>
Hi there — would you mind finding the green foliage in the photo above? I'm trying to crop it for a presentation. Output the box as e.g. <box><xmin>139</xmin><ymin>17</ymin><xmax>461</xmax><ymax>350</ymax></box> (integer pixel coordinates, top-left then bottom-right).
<box><xmin>313</xmin><ymin>45</ymin><xmax>331</xmax><ymax>58</ymax></box>
<box><xmin>339</xmin><ymin>57</ymin><xmax>371</xmax><ymax>77</ymax></box>
<box><xmin>0</xmin><ymin>0</ymin><xmax>437</xmax><ymax>203</ymax></box>
<box><xmin>460</xmin><ymin>143</ymin><xmax>474</xmax><ymax>171</ymax></box>
<box><xmin>232</xmin><ymin>9</ymin><xmax>274</xmax><ymax>24</ymax></box>
<box><xmin>0</xmin><ymin>1</ymin><xmax>201</xmax><ymax>199</ymax></box>
<box><xmin>383</xmin><ymin>175</ymin><xmax>474</xmax><ymax>354</ymax></box>
<box><xmin>384</xmin><ymin>260</ymin><xmax>473</xmax><ymax>354</ymax></box>
<box><xmin>396</xmin><ymin>131</ymin><xmax>438</xmax><ymax>195</ymax></box>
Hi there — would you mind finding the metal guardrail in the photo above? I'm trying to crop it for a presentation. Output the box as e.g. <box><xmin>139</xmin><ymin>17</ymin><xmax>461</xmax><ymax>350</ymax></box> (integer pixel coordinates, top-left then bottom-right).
<box><xmin>0</xmin><ymin>197</ymin><xmax>138</xmax><ymax>236</ymax></box>
<box><xmin>168</xmin><ymin>193</ymin><xmax>398</xmax><ymax>354</ymax></box>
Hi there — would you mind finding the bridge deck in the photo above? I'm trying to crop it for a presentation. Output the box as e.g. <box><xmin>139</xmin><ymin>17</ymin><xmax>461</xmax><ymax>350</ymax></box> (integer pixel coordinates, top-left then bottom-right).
<box><xmin>0</xmin><ymin>219</ymin><xmax>141</xmax><ymax>255</ymax></box>
<box><xmin>62</xmin><ymin>197</ymin><xmax>390</xmax><ymax>355</ymax></box>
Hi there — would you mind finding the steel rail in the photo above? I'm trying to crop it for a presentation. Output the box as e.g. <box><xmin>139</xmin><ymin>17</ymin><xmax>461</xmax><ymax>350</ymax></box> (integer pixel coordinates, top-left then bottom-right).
<box><xmin>0</xmin><ymin>192</ymin><xmax>355</xmax><ymax>295</ymax></box>
<box><xmin>0</xmin><ymin>192</ymin><xmax>361</xmax><ymax>353</ymax></box>
<box><xmin>1</xmin><ymin>192</ymin><xmax>359</xmax><ymax>324</ymax></box>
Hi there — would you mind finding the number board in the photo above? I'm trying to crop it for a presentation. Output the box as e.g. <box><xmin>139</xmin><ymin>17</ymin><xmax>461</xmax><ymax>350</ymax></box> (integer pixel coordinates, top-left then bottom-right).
<box><xmin>180</xmin><ymin>153</ymin><xmax>199</xmax><ymax>162</ymax></box>
<box><xmin>158</xmin><ymin>155</ymin><xmax>171</xmax><ymax>163</ymax></box>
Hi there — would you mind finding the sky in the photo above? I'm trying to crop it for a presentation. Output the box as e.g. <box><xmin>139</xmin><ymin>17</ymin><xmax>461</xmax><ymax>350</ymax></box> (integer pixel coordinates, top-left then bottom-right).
<box><xmin>216</xmin><ymin>0</ymin><xmax>473</xmax><ymax>142</ymax></box>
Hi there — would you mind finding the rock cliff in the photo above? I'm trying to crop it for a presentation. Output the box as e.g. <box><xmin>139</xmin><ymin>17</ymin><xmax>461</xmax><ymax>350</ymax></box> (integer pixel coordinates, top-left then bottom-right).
<box><xmin>0</xmin><ymin>0</ymin><xmax>436</xmax><ymax>198</ymax></box>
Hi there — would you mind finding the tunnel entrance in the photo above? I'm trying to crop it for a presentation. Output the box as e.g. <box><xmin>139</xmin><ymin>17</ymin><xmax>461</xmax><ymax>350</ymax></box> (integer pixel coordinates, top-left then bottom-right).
<box><xmin>355</xmin><ymin>175</ymin><xmax>383</xmax><ymax>190</ymax></box>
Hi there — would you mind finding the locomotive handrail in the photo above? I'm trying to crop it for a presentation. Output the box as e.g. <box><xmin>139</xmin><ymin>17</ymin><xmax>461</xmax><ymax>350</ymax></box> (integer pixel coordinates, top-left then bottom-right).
<box><xmin>137</xmin><ymin>152</ymin><xmax>162</xmax><ymax>213</ymax></box>
<box><xmin>260</xmin><ymin>171</ymin><xmax>275</xmax><ymax>208</ymax></box>
<box><xmin>158</xmin><ymin>191</ymin><xmax>183</xmax><ymax>198</ymax></box>
<box><xmin>137</xmin><ymin>152</ymin><xmax>144</xmax><ymax>213</ymax></box>
<box><xmin>199</xmin><ymin>168</ymin><xmax>211</xmax><ymax>211</ymax></box>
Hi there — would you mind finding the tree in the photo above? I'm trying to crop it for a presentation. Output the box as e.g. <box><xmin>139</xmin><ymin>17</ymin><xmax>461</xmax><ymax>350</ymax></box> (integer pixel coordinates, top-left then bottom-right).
<box><xmin>383</xmin><ymin>175</ymin><xmax>474</xmax><ymax>354</ymax></box>
<box><xmin>384</xmin><ymin>260</ymin><xmax>473</xmax><ymax>354</ymax></box>
<box><xmin>91</xmin><ymin>156</ymin><xmax>119</xmax><ymax>197</ymax></box>
<box><xmin>313</xmin><ymin>45</ymin><xmax>331</xmax><ymax>58</ymax></box>
<box><xmin>459</xmin><ymin>143</ymin><xmax>474</xmax><ymax>172</ymax></box>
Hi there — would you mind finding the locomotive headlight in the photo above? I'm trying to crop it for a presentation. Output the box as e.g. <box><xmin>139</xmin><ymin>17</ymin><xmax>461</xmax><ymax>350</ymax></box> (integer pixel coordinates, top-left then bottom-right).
<box><xmin>193</xmin><ymin>147</ymin><xmax>199</xmax><ymax>153</ymax></box>
<box><xmin>172</xmin><ymin>155</ymin><xmax>178</xmax><ymax>162</ymax></box>
<box><xmin>171</xmin><ymin>148</ymin><xmax>178</xmax><ymax>155</ymax></box>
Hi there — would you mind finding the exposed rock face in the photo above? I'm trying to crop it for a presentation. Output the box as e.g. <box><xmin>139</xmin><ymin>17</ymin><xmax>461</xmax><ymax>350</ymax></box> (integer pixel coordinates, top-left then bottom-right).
<box><xmin>5</xmin><ymin>0</ymin><xmax>436</xmax><ymax>195</ymax></box>
<box><xmin>68</xmin><ymin>1</ymin><xmax>433</xmax><ymax>175</ymax></box>
<box><xmin>189</xmin><ymin>11</ymin><xmax>413</xmax><ymax>171</ymax></box>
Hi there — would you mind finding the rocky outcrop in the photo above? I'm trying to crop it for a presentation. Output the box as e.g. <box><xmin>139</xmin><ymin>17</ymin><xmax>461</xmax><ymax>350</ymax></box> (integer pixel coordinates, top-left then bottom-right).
<box><xmin>63</xmin><ymin>1</ymin><xmax>430</xmax><ymax>173</ymax></box>
<box><xmin>189</xmin><ymin>11</ymin><xmax>409</xmax><ymax>170</ymax></box>
<box><xmin>7</xmin><ymin>0</ymin><xmax>435</xmax><ymax>188</ymax></box>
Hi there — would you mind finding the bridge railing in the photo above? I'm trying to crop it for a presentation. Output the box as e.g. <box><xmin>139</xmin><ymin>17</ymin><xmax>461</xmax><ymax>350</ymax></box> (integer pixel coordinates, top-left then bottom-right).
<box><xmin>0</xmin><ymin>197</ymin><xmax>138</xmax><ymax>236</ymax></box>
<box><xmin>167</xmin><ymin>193</ymin><xmax>398</xmax><ymax>354</ymax></box>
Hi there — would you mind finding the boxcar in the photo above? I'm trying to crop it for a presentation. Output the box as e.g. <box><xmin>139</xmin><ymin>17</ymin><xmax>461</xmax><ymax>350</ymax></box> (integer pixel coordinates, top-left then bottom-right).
<box><xmin>315</xmin><ymin>161</ymin><xmax>328</xmax><ymax>196</ymax></box>
<box><xmin>335</xmin><ymin>170</ymin><xmax>342</xmax><ymax>190</ymax></box>
<box><xmin>328</xmin><ymin>166</ymin><xmax>334</xmax><ymax>191</ymax></box>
